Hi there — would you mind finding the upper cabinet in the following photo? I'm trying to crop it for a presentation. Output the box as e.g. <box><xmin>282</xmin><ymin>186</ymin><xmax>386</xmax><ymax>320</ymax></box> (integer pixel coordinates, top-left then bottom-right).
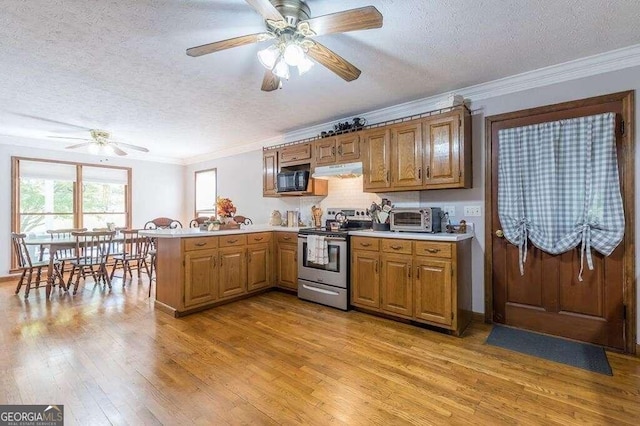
<box><xmin>279</xmin><ymin>143</ymin><xmax>311</xmax><ymax>166</ymax></box>
<box><xmin>263</xmin><ymin>149</ymin><xmax>278</xmax><ymax>197</ymax></box>
<box><xmin>363</xmin><ymin>106</ymin><xmax>471</xmax><ymax>192</ymax></box>
<box><xmin>314</xmin><ymin>133</ymin><xmax>361</xmax><ymax>166</ymax></box>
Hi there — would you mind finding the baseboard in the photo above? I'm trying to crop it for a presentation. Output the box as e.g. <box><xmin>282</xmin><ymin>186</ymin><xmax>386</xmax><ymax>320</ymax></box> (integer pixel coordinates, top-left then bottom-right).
<box><xmin>0</xmin><ymin>274</ymin><xmax>19</xmax><ymax>283</ymax></box>
<box><xmin>472</xmin><ymin>311</ymin><xmax>487</xmax><ymax>324</ymax></box>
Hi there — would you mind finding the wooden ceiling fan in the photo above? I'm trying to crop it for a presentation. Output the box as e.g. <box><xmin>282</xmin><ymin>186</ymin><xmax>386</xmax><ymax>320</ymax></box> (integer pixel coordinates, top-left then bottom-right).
<box><xmin>186</xmin><ymin>0</ymin><xmax>383</xmax><ymax>91</ymax></box>
<box><xmin>49</xmin><ymin>129</ymin><xmax>149</xmax><ymax>156</ymax></box>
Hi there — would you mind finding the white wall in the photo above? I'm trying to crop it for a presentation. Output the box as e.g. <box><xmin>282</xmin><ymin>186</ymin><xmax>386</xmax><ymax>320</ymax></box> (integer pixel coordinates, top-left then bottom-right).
<box><xmin>0</xmin><ymin>142</ymin><xmax>185</xmax><ymax>276</ymax></box>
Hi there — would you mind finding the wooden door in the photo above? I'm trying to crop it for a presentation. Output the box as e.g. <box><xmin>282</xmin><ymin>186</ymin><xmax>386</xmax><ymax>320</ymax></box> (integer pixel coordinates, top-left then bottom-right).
<box><xmin>488</xmin><ymin>94</ymin><xmax>633</xmax><ymax>351</ymax></box>
<box><xmin>262</xmin><ymin>150</ymin><xmax>278</xmax><ymax>196</ymax></box>
<box><xmin>184</xmin><ymin>249</ymin><xmax>217</xmax><ymax>307</ymax></box>
<box><xmin>423</xmin><ymin>113</ymin><xmax>460</xmax><ymax>186</ymax></box>
<box><xmin>218</xmin><ymin>247</ymin><xmax>246</xmax><ymax>298</ymax></box>
<box><xmin>247</xmin><ymin>243</ymin><xmax>270</xmax><ymax>291</ymax></box>
<box><xmin>391</xmin><ymin>121</ymin><xmax>423</xmax><ymax>188</ymax></box>
<box><xmin>381</xmin><ymin>254</ymin><xmax>413</xmax><ymax>317</ymax></box>
<box><xmin>351</xmin><ymin>250</ymin><xmax>380</xmax><ymax>308</ymax></box>
<box><xmin>414</xmin><ymin>258</ymin><xmax>453</xmax><ymax>325</ymax></box>
<box><xmin>362</xmin><ymin>128</ymin><xmax>391</xmax><ymax>191</ymax></box>
<box><xmin>315</xmin><ymin>139</ymin><xmax>336</xmax><ymax>165</ymax></box>
<box><xmin>277</xmin><ymin>243</ymin><xmax>298</xmax><ymax>290</ymax></box>
<box><xmin>336</xmin><ymin>134</ymin><xmax>360</xmax><ymax>163</ymax></box>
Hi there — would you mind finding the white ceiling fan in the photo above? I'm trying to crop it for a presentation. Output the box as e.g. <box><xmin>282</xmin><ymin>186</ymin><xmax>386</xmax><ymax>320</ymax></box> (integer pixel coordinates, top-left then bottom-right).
<box><xmin>49</xmin><ymin>129</ymin><xmax>149</xmax><ymax>156</ymax></box>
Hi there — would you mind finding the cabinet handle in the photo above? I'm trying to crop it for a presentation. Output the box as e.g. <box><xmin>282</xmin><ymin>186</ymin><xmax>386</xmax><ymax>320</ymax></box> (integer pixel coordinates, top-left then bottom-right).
<box><xmin>386</xmin><ymin>170</ymin><xmax>389</xmax><ymax>182</ymax></box>
<box><xmin>390</xmin><ymin>245</ymin><xmax>402</xmax><ymax>250</ymax></box>
<box><xmin>418</xmin><ymin>168</ymin><xmax>422</xmax><ymax>180</ymax></box>
<box><xmin>408</xmin><ymin>266</ymin><xmax>411</xmax><ymax>278</ymax></box>
<box><xmin>292</xmin><ymin>156</ymin><xmax>298</xmax><ymax>160</ymax></box>
<box><xmin>416</xmin><ymin>266</ymin><xmax>420</xmax><ymax>279</ymax></box>
<box><xmin>253</xmin><ymin>237</ymin><xmax>264</xmax><ymax>241</ymax></box>
<box><xmin>426</xmin><ymin>166</ymin><xmax>430</xmax><ymax>178</ymax></box>
<box><xmin>195</xmin><ymin>242</ymin><xmax>207</xmax><ymax>247</ymax></box>
<box><xmin>375</xmin><ymin>260</ymin><xmax>379</xmax><ymax>273</ymax></box>
<box><xmin>337</xmin><ymin>145</ymin><xmax>342</xmax><ymax>155</ymax></box>
<box><xmin>360</xmin><ymin>242</ymin><xmax>371</xmax><ymax>247</ymax></box>
<box><xmin>213</xmin><ymin>257</ymin><xmax>217</xmax><ymax>268</ymax></box>
<box><xmin>219</xmin><ymin>255</ymin><xmax>223</xmax><ymax>267</ymax></box>
<box><xmin>425</xmin><ymin>248</ymin><xmax>440</xmax><ymax>253</ymax></box>
<box><xmin>248</xmin><ymin>252</ymin><xmax>251</xmax><ymax>263</ymax></box>
<box><xmin>294</xmin><ymin>251</ymin><xmax>297</xmax><ymax>262</ymax></box>
<box><xmin>227</xmin><ymin>239</ymin><xmax>238</xmax><ymax>243</ymax></box>
<box><xmin>332</xmin><ymin>146</ymin><xmax>336</xmax><ymax>155</ymax></box>
<box><xmin>283</xmin><ymin>236</ymin><xmax>291</xmax><ymax>241</ymax></box>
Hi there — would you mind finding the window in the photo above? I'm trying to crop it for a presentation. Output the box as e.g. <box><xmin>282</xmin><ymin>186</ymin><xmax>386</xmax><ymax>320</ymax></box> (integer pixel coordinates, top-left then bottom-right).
<box><xmin>11</xmin><ymin>157</ymin><xmax>131</xmax><ymax>267</ymax></box>
<box><xmin>195</xmin><ymin>168</ymin><xmax>217</xmax><ymax>218</ymax></box>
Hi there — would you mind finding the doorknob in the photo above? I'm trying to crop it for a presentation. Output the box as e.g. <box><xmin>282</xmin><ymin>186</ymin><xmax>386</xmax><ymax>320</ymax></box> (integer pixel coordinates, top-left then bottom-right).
<box><xmin>495</xmin><ymin>230</ymin><xmax>504</xmax><ymax>238</ymax></box>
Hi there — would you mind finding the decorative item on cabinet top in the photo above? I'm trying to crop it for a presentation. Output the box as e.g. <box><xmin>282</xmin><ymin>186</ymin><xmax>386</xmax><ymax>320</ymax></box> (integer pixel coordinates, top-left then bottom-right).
<box><xmin>320</xmin><ymin>117</ymin><xmax>367</xmax><ymax>138</ymax></box>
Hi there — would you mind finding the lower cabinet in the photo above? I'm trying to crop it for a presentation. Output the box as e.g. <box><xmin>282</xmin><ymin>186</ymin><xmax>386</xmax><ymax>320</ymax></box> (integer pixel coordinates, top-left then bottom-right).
<box><xmin>350</xmin><ymin>236</ymin><xmax>472</xmax><ymax>335</ymax></box>
<box><xmin>247</xmin><ymin>243</ymin><xmax>271</xmax><ymax>291</ymax></box>
<box><xmin>184</xmin><ymin>249</ymin><xmax>218</xmax><ymax>308</ymax></box>
<box><xmin>276</xmin><ymin>242</ymin><xmax>298</xmax><ymax>290</ymax></box>
<box><xmin>218</xmin><ymin>247</ymin><xmax>247</xmax><ymax>299</ymax></box>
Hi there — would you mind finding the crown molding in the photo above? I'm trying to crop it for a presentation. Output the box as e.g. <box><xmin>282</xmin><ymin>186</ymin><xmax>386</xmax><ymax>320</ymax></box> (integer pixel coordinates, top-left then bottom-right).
<box><xmin>181</xmin><ymin>135</ymin><xmax>284</xmax><ymax>166</ymax></box>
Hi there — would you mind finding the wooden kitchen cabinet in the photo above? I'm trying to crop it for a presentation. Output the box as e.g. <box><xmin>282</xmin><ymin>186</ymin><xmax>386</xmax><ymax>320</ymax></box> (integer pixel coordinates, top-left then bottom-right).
<box><xmin>276</xmin><ymin>232</ymin><xmax>298</xmax><ymax>290</ymax></box>
<box><xmin>247</xmin><ymin>243</ymin><xmax>271</xmax><ymax>291</ymax></box>
<box><xmin>349</xmin><ymin>236</ymin><xmax>472</xmax><ymax>335</ymax></box>
<box><xmin>184</xmin><ymin>248</ymin><xmax>218</xmax><ymax>308</ymax></box>
<box><xmin>315</xmin><ymin>139</ymin><xmax>336</xmax><ymax>165</ymax></box>
<box><xmin>218</xmin><ymin>246</ymin><xmax>247</xmax><ymax>299</ymax></box>
<box><xmin>314</xmin><ymin>133</ymin><xmax>361</xmax><ymax>166</ymax></box>
<box><xmin>362</xmin><ymin>128</ymin><xmax>391</xmax><ymax>191</ymax></box>
<box><xmin>381</xmin><ymin>253</ymin><xmax>413</xmax><ymax>317</ymax></box>
<box><xmin>279</xmin><ymin>143</ymin><xmax>311</xmax><ymax>165</ymax></box>
<box><xmin>263</xmin><ymin>149</ymin><xmax>278</xmax><ymax>197</ymax></box>
<box><xmin>351</xmin><ymin>249</ymin><xmax>380</xmax><ymax>308</ymax></box>
<box><xmin>390</xmin><ymin>121</ymin><xmax>423</xmax><ymax>189</ymax></box>
<box><xmin>423</xmin><ymin>111</ymin><xmax>462</xmax><ymax>187</ymax></box>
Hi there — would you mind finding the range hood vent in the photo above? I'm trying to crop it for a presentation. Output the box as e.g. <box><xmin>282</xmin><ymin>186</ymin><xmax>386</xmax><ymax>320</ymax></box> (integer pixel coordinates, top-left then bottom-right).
<box><xmin>312</xmin><ymin>162</ymin><xmax>363</xmax><ymax>179</ymax></box>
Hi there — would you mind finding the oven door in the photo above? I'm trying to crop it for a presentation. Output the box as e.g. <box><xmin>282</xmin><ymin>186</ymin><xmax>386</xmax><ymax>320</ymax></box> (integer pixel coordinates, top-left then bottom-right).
<box><xmin>297</xmin><ymin>235</ymin><xmax>347</xmax><ymax>288</ymax></box>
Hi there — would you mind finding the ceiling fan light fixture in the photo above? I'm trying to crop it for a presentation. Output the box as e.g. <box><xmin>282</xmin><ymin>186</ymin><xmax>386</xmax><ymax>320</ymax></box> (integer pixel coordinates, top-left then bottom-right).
<box><xmin>297</xmin><ymin>55</ymin><xmax>314</xmax><ymax>75</ymax></box>
<box><xmin>273</xmin><ymin>56</ymin><xmax>290</xmax><ymax>80</ymax></box>
<box><xmin>257</xmin><ymin>44</ymin><xmax>280</xmax><ymax>70</ymax></box>
<box><xmin>283</xmin><ymin>42</ymin><xmax>304</xmax><ymax>66</ymax></box>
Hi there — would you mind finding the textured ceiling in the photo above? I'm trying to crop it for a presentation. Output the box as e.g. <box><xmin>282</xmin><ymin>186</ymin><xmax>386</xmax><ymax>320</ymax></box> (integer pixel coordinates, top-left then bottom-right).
<box><xmin>1</xmin><ymin>0</ymin><xmax>640</xmax><ymax>161</ymax></box>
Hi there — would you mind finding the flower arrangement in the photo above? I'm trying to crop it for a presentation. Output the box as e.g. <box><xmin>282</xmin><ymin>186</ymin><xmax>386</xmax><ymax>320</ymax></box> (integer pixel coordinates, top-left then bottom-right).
<box><xmin>216</xmin><ymin>196</ymin><xmax>236</xmax><ymax>218</ymax></box>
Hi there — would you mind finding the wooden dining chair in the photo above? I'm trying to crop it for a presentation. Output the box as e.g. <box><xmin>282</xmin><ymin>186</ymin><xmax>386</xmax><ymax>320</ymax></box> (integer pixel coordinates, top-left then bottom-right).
<box><xmin>46</xmin><ymin>228</ymin><xmax>87</xmax><ymax>278</ymax></box>
<box><xmin>110</xmin><ymin>229</ymin><xmax>151</xmax><ymax>283</ymax></box>
<box><xmin>189</xmin><ymin>217</ymin><xmax>211</xmax><ymax>228</ymax></box>
<box><xmin>143</xmin><ymin>217</ymin><xmax>182</xmax><ymax>229</ymax></box>
<box><xmin>67</xmin><ymin>231</ymin><xmax>115</xmax><ymax>294</ymax></box>
<box><xmin>11</xmin><ymin>233</ymin><xmax>65</xmax><ymax>298</ymax></box>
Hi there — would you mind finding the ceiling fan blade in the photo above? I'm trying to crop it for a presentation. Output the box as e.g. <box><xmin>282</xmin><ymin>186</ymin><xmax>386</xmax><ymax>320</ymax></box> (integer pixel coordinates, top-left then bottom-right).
<box><xmin>245</xmin><ymin>0</ymin><xmax>285</xmax><ymax>22</ymax></box>
<box><xmin>261</xmin><ymin>70</ymin><xmax>281</xmax><ymax>92</ymax></box>
<box><xmin>300</xmin><ymin>6</ymin><xmax>383</xmax><ymax>37</ymax></box>
<box><xmin>306</xmin><ymin>42</ymin><xmax>361</xmax><ymax>82</ymax></box>
<box><xmin>48</xmin><ymin>136</ymin><xmax>91</xmax><ymax>140</ymax></box>
<box><xmin>65</xmin><ymin>142</ymin><xmax>94</xmax><ymax>150</ymax></box>
<box><xmin>113</xmin><ymin>142</ymin><xmax>149</xmax><ymax>152</ymax></box>
<box><xmin>187</xmin><ymin>33</ymin><xmax>272</xmax><ymax>57</ymax></box>
<box><xmin>111</xmin><ymin>145</ymin><xmax>128</xmax><ymax>156</ymax></box>
<box><xmin>10</xmin><ymin>113</ymin><xmax>91</xmax><ymax>130</ymax></box>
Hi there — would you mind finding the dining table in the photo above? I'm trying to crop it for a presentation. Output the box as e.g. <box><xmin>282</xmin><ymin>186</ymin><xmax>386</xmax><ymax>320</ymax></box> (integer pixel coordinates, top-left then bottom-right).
<box><xmin>23</xmin><ymin>234</ymin><xmax>132</xmax><ymax>299</ymax></box>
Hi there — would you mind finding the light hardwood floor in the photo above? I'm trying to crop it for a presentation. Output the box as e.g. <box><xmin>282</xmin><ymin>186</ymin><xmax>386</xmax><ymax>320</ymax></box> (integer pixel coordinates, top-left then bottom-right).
<box><xmin>1</xmin><ymin>277</ymin><xmax>639</xmax><ymax>425</ymax></box>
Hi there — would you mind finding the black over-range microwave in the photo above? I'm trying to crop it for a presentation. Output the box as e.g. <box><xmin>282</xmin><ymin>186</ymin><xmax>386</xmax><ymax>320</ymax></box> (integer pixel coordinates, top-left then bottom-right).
<box><xmin>277</xmin><ymin>170</ymin><xmax>310</xmax><ymax>193</ymax></box>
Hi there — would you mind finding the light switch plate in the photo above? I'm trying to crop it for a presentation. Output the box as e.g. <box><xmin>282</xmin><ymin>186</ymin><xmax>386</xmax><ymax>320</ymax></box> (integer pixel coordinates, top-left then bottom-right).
<box><xmin>464</xmin><ymin>205</ymin><xmax>482</xmax><ymax>216</ymax></box>
<box><xmin>443</xmin><ymin>205</ymin><xmax>456</xmax><ymax>217</ymax></box>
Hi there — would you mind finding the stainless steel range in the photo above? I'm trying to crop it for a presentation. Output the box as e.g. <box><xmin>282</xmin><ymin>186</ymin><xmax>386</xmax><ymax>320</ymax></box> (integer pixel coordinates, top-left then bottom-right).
<box><xmin>298</xmin><ymin>208</ymin><xmax>371</xmax><ymax>310</ymax></box>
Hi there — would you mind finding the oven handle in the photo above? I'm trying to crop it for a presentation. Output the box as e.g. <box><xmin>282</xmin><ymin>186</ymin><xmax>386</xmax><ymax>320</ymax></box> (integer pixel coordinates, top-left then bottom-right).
<box><xmin>302</xmin><ymin>284</ymin><xmax>340</xmax><ymax>296</ymax></box>
<box><xmin>298</xmin><ymin>236</ymin><xmax>346</xmax><ymax>242</ymax></box>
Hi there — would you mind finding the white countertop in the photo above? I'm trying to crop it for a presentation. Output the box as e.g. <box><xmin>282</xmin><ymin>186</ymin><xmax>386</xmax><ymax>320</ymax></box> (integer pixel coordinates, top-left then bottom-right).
<box><xmin>140</xmin><ymin>225</ymin><xmax>302</xmax><ymax>238</ymax></box>
<box><xmin>348</xmin><ymin>229</ymin><xmax>474</xmax><ymax>241</ymax></box>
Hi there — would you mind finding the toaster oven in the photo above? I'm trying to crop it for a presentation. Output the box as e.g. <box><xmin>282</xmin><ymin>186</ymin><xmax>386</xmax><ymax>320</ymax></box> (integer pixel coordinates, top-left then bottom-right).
<box><xmin>389</xmin><ymin>208</ymin><xmax>443</xmax><ymax>233</ymax></box>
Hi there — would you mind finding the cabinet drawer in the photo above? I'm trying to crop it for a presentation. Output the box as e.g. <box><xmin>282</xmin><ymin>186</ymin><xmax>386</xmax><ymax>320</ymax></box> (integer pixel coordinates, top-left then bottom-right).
<box><xmin>184</xmin><ymin>236</ymin><xmax>218</xmax><ymax>251</ymax></box>
<box><xmin>279</xmin><ymin>143</ymin><xmax>311</xmax><ymax>163</ymax></box>
<box><xmin>219</xmin><ymin>234</ymin><xmax>247</xmax><ymax>247</ymax></box>
<box><xmin>381</xmin><ymin>239</ymin><xmax>412</xmax><ymax>254</ymax></box>
<box><xmin>414</xmin><ymin>241</ymin><xmax>452</xmax><ymax>258</ymax></box>
<box><xmin>277</xmin><ymin>232</ymin><xmax>297</xmax><ymax>244</ymax></box>
<box><xmin>247</xmin><ymin>232</ymin><xmax>272</xmax><ymax>245</ymax></box>
<box><xmin>351</xmin><ymin>237</ymin><xmax>379</xmax><ymax>251</ymax></box>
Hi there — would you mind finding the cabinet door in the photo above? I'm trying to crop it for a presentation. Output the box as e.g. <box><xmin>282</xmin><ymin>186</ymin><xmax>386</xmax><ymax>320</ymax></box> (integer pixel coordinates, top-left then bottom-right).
<box><xmin>184</xmin><ymin>249</ymin><xmax>218</xmax><ymax>308</ymax></box>
<box><xmin>362</xmin><ymin>128</ymin><xmax>391</xmax><ymax>191</ymax></box>
<box><xmin>351</xmin><ymin>250</ymin><xmax>380</xmax><ymax>308</ymax></box>
<box><xmin>263</xmin><ymin>149</ymin><xmax>278</xmax><ymax>196</ymax></box>
<box><xmin>277</xmin><ymin>243</ymin><xmax>298</xmax><ymax>290</ymax></box>
<box><xmin>336</xmin><ymin>134</ymin><xmax>360</xmax><ymax>163</ymax></box>
<box><xmin>279</xmin><ymin>143</ymin><xmax>311</xmax><ymax>164</ymax></box>
<box><xmin>414</xmin><ymin>258</ymin><xmax>453</xmax><ymax>326</ymax></box>
<box><xmin>423</xmin><ymin>113</ymin><xmax>460</xmax><ymax>186</ymax></box>
<box><xmin>381</xmin><ymin>254</ymin><xmax>413</xmax><ymax>317</ymax></box>
<box><xmin>247</xmin><ymin>243</ymin><xmax>271</xmax><ymax>291</ymax></box>
<box><xmin>391</xmin><ymin>121</ymin><xmax>423</xmax><ymax>188</ymax></box>
<box><xmin>315</xmin><ymin>139</ymin><xmax>336</xmax><ymax>165</ymax></box>
<box><xmin>218</xmin><ymin>247</ymin><xmax>247</xmax><ymax>298</ymax></box>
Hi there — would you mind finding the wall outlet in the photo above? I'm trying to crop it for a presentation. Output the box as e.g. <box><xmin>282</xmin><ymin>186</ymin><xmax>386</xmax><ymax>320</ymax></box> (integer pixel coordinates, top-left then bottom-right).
<box><xmin>443</xmin><ymin>205</ymin><xmax>456</xmax><ymax>218</ymax></box>
<box><xmin>464</xmin><ymin>205</ymin><xmax>482</xmax><ymax>216</ymax></box>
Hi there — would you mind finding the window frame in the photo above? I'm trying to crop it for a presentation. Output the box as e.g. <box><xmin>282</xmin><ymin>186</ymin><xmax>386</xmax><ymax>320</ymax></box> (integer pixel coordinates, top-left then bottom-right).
<box><xmin>194</xmin><ymin>168</ymin><xmax>217</xmax><ymax>219</ymax></box>
<box><xmin>11</xmin><ymin>156</ymin><xmax>132</xmax><ymax>270</ymax></box>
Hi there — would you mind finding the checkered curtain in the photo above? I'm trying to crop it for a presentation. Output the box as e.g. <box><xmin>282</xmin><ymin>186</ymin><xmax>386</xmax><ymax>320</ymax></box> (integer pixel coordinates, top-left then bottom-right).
<box><xmin>497</xmin><ymin>112</ymin><xmax>624</xmax><ymax>281</ymax></box>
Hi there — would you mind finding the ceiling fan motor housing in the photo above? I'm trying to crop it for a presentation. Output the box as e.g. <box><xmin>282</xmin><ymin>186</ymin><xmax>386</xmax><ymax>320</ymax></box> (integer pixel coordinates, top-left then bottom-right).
<box><xmin>270</xmin><ymin>0</ymin><xmax>310</xmax><ymax>26</ymax></box>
